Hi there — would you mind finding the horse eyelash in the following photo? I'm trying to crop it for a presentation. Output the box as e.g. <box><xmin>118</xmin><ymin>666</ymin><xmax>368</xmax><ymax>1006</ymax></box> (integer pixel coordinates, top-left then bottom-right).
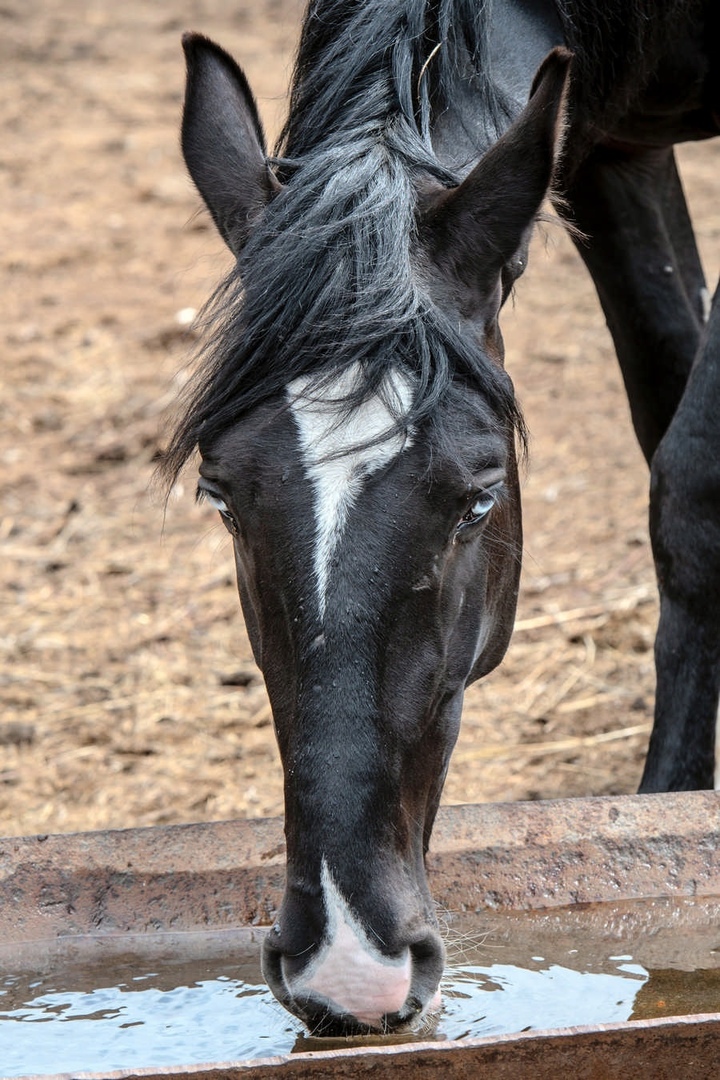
<box><xmin>195</xmin><ymin>485</ymin><xmax>226</xmax><ymax>511</ymax></box>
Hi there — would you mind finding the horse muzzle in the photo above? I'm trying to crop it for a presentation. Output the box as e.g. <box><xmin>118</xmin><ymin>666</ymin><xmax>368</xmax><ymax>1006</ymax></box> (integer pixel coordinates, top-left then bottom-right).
<box><xmin>261</xmin><ymin>918</ymin><xmax>445</xmax><ymax>1036</ymax></box>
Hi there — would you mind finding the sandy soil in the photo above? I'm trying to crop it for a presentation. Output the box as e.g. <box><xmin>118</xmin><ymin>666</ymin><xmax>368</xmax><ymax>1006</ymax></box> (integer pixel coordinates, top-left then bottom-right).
<box><xmin>1</xmin><ymin>0</ymin><xmax>718</xmax><ymax>838</ymax></box>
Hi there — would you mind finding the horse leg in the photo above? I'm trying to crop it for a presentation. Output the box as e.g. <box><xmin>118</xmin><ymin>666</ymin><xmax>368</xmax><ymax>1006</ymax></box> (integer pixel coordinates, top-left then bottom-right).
<box><xmin>564</xmin><ymin>145</ymin><xmax>715</xmax><ymax>790</ymax></box>
<box><xmin>565</xmin><ymin>146</ymin><xmax>706</xmax><ymax>463</ymax></box>
<box><xmin>642</xmin><ymin>278</ymin><xmax>720</xmax><ymax>790</ymax></box>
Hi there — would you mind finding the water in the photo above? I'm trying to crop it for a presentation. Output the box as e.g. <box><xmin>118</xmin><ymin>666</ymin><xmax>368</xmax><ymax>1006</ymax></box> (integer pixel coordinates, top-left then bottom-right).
<box><xmin>0</xmin><ymin>959</ymin><xmax>293</xmax><ymax>1076</ymax></box>
<box><xmin>1</xmin><ymin>899</ymin><xmax>719</xmax><ymax>1078</ymax></box>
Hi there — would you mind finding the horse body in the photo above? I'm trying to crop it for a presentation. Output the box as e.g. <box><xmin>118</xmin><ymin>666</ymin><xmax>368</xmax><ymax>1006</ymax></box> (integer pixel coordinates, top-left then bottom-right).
<box><xmin>165</xmin><ymin>0</ymin><xmax>719</xmax><ymax>1035</ymax></box>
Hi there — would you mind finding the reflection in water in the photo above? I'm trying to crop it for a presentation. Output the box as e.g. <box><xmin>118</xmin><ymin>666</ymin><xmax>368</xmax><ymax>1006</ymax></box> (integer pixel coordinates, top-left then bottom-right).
<box><xmin>0</xmin><ymin>954</ymin><xmax>696</xmax><ymax>1077</ymax></box>
<box><xmin>629</xmin><ymin>968</ymin><xmax>720</xmax><ymax>1021</ymax></box>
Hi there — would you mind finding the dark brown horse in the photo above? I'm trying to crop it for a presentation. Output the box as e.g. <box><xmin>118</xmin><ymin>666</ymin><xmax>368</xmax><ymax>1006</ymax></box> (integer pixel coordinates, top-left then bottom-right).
<box><xmin>163</xmin><ymin>0</ymin><xmax>719</xmax><ymax>1036</ymax></box>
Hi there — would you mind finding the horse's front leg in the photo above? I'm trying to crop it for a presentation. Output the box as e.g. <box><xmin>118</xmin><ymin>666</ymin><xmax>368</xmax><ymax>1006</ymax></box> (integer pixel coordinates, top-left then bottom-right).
<box><xmin>565</xmin><ymin>145</ymin><xmax>715</xmax><ymax>790</ymax></box>
<box><xmin>566</xmin><ymin>145</ymin><xmax>705</xmax><ymax>463</ymax></box>
<box><xmin>643</xmin><ymin>278</ymin><xmax>720</xmax><ymax>791</ymax></box>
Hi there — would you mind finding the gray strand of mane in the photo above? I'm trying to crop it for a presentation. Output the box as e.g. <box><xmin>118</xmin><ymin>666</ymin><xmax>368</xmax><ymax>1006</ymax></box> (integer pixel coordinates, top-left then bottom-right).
<box><xmin>160</xmin><ymin>0</ymin><xmax>534</xmax><ymax>486</ymax></box>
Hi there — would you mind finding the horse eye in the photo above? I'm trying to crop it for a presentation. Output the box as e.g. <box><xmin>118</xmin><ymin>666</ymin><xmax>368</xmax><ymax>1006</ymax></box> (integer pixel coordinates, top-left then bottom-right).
<box><xmin>205</xmin><ymin>493</ymin><xmax>230</xmax><ymax>514</ymax></box>
<box><xmin>458</xmin><ymin>490</ymin><xmax>498</xmax><ymax>530</ymax></box>
<box><xmin>200</xmin><ymin>489</ymin><xmax>240</xmax><ymax>536</ymax></box>
<box><xmin>216</xmin><ymin>506</ymin><xmax>240</xmax><ymax>536</ymax></box>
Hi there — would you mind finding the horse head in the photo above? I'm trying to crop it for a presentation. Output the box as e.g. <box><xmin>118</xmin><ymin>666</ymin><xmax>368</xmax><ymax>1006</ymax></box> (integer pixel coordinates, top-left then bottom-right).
<box><xmin>169</xmin><ymin>31</ymin><xmax>570</xmax><ymax>1035</ymax></box>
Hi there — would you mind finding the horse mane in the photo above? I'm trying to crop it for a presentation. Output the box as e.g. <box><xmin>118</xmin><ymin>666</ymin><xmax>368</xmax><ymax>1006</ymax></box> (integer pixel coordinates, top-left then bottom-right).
<box><xmin>160</xmin><ymin>0</ymin><xmax>522</xmax><ymax>489</ymax></box>
<box><xmin>160</xmin><ymin>0</ymin><xmax>694</xmax><ymax>488</ymax></box>
<box><xmin>275</xmin><ymin>0</ymin><xmax>511</xmax><ymax>161</ymax></box>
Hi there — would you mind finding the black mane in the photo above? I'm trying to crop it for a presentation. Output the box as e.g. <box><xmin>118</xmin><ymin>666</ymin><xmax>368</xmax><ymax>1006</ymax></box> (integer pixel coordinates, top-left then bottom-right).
<box><xmin>161</xmin><ymin>0</ymin><xmax>522</xmax><ymax>487</ymax></box>
<box><xmin>275</xmin><ymin>0</ymin><xmax>509</xmax><ymax>161</ymax></box>
<box><xmin>161</xmin><ymin>0</ymin><xmax>694</xmax><ymax>486</ymax></box>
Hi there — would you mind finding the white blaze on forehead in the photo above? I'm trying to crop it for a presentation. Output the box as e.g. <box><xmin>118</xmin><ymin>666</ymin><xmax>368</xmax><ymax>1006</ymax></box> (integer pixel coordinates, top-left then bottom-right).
<box><xmin>287</xmin><ymin>860</ymin><xmax>412</xmax><ymax>1028</ymax></box>
<box><xmin>288</xmin><ymin>363</ymin><xmax>414</xmax><ymax>616</ymax></box>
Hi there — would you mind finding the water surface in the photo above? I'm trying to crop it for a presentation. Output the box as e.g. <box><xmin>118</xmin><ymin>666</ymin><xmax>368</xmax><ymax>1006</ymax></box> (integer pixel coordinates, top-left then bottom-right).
<box><xmin>2</xmin><ymin>898</ymin><xmax>719</xmax><ymax>1078</ymax></box>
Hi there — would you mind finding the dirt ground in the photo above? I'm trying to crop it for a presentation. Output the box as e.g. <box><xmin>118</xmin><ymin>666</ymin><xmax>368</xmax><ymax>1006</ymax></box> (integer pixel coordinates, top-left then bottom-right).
<box><xmin>1</xmin><ymin>1</ymin><xmax>718</xmax><ymax>839</ymax></box>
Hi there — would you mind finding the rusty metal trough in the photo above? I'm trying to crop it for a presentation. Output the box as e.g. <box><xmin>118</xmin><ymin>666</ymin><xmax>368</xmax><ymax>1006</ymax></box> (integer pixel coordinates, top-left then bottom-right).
<box><xmin>2</xmin><ymin>790</ymin><xmax>719</xmax><ymax>1078</ymax></box>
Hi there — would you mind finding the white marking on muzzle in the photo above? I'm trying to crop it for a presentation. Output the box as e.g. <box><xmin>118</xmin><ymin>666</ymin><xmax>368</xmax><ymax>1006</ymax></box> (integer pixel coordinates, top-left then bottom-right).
<box><xmin>288</xmin><ymin>860</ymin><xmax>412</xmax><ymax>1028</ymax></box>
<box><xmin>288</xmin><ymin>364</ymin><xmax>414</xmax><ymax>617</ymax></box>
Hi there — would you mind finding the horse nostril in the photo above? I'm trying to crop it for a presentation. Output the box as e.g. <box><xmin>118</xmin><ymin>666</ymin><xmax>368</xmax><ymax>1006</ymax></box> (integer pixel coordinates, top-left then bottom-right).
<box><xmin>411</xmin><ymin>929</ymin><xmax>446</xmax><ymax>983</ymax></box>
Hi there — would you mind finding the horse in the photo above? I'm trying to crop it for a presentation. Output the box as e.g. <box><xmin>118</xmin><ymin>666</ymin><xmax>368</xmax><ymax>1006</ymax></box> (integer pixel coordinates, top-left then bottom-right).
<box><xmin>162</xmin><ymin>0</ymin><xmax>719</xmax><ymax>1037</ymax></box>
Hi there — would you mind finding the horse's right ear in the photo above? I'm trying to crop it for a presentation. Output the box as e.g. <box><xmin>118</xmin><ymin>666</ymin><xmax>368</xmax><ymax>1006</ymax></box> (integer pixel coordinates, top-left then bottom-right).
<box><xmin>420</xmin><ymin>47</ymin><xmax>571</xmax><ymax>310</ymax></box>
<box><xmin>181</xmin><ymin>33</ymin><xmax>280</xmax><ymax>256</ymax></box>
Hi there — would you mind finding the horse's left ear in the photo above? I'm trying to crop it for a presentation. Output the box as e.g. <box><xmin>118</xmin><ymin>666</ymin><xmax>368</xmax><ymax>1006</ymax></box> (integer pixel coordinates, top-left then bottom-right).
<box><xmin>421</xmin><ymin>46</ymin><xmax>572</xmax><ymax>304</ymax></box>
<box><xmin>181</xmin><ymin>33</ymin><xmax>281</xmax><ymax>256</ymax></box>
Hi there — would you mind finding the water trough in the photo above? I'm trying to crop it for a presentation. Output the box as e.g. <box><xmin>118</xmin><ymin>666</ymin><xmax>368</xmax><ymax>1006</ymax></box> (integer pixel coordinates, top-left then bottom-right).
<box><xmin>1</xmin><ymin>790</ymin><xmax>719</xmax><ymax>1078</ymax></box>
